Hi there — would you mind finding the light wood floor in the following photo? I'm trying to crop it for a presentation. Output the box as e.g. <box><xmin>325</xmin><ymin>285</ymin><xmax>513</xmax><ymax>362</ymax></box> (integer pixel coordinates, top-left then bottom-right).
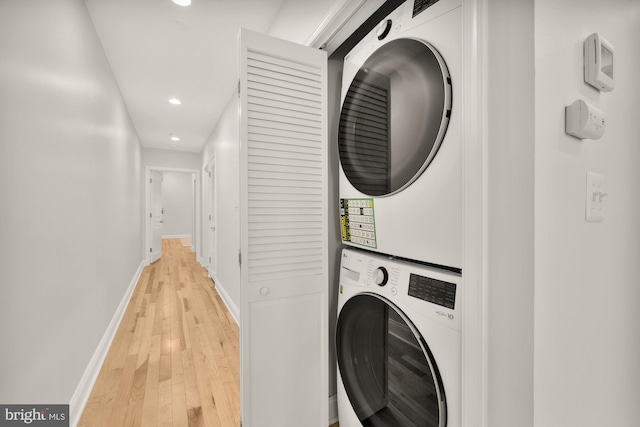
<box><xmin>79</xmin><ymin>238</ymin><xmax>342</xmax><ymax>426</ymax></box>
<box><xmin>79</xmin><ymin>239</ymin><xmax>240</xmax><ymax>426</ymax></box>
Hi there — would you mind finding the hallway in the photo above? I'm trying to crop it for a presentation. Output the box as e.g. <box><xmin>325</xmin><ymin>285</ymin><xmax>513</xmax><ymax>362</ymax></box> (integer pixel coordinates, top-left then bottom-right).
<box><xmin>79</xmin><ymin>239</ymin><xmax>240</xmax><ymax>426</ymax></box>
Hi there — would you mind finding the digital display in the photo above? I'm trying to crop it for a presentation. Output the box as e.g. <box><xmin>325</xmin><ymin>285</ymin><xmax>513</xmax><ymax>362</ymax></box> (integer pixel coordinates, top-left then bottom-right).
<box><xmin>408</xmin><ymin>273</ymin><xmax>456</xmax><ymax>309</ymax></box>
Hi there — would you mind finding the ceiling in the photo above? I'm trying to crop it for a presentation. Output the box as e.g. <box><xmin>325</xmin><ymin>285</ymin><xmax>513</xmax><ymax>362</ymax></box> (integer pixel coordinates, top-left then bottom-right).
<box><xmin>84</xmin><ymin>0</ymin><xmax>339</xmax><ymax>153</ymax></box>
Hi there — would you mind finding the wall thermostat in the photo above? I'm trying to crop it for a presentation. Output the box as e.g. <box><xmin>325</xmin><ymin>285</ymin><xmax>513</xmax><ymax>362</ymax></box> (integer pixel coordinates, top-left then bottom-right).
<box><xmin>565</xmin><ymin>99</ymin><xmax>606</xmax><ymax>140</ymax></box>
<box><xmin>584</xmin><ymin>33</ymin><xmax>614</xmax><ymax>92</ymax></box>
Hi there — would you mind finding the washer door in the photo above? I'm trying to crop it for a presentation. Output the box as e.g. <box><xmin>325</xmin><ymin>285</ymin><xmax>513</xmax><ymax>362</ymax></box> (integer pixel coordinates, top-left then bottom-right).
<box><xmin>337</xmin><ymin>293</ymin><xmax>447</xmax><ymax>427</ymax></box>
<box><xmin>339</xmin><ymin>38</ymin><xmax>452</xmax><ymax>197</ymax></box>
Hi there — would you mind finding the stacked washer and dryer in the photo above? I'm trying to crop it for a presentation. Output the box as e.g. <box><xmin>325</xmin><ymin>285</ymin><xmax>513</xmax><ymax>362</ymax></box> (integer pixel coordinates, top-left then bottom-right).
<box><xmin>336</xmin><ymin>1</ymin><xmax>463</xmax><ymax>426</ymax></box>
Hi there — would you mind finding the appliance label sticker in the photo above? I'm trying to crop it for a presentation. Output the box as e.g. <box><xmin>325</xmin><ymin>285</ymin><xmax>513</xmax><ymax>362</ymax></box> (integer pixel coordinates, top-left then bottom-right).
<box><xmin>340</xmin><ymin>198</ymin><xmax>377</xmax><ymax>248</ymax></box>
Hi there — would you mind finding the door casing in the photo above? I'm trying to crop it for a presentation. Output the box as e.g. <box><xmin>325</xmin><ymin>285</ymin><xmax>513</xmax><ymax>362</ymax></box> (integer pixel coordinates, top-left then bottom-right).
<box><xmin>144</xmin><ymin>166</ymin><xmax>201</xmax><ymax>265</ymax></box>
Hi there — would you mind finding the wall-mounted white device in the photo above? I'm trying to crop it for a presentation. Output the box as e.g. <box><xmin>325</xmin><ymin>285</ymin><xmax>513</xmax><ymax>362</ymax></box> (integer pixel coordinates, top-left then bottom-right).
<box><xmin>584</xmin><ymin>33</ymin><xmax>614</xmax><ymax>92</ymax></box>
<box><xmin>565</xmin><ymin>99</ymin><xmax>606</xmax><ymax>140</ymax></box>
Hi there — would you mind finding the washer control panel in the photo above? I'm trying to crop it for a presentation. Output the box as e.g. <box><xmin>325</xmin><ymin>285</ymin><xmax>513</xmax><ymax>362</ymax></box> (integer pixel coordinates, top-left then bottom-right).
<box><xmin>339</xmin><ymin>248</ymin><xmax>462</xmax><ymax>330</ymax></box>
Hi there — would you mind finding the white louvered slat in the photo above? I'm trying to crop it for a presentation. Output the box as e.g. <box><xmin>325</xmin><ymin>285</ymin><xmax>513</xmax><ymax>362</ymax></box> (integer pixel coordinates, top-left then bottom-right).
<box><xmin>249</xmin><ymin>101</ymin><xmax>321</xmax><ymax>120</ymax></box>
<box><xmin>248</xmin><ymin>119</ymin><xmax>322</xmax><ymax>137</ymax></box>
<box><xmin>247</xmin><ymin>50</ymin><xmax>321</xmax><ymax>77</ymax></box>
<box><xmin>247</xmin><ymin>178</ymin><xmax>321</xmax><ymax>189</ymax></box>
<box><xmin>247</xmin><ymin>240</ymin><xmax>322</xmax><ymax>253</ymax></box>
<box><xmin>248</xmin><ymin>133</ymin><xmax>321</xmax><ymax>150</ymax></box>
<box><xmin>249</xmin><ymin>156</ymin><xmax>321</xmax><ymax>171</ymax></box>
<box><xmin>249</xmin><ymin>248</ymin><xmax>323</xmax><ymax>261</ymax></box>
<box><xmin>248</xmin><ymin>164</ymin><xmax>321</xmax><ymax>178</ymax></box>
<box><xmin>248</xmin><ymin>110</ymin><xmax>321</xmax><ymax>129</ymax></box>
<box><xmin>249</xmin><ymin>215</ymin><xmax>322</xmax><ymax>227</ymax></box>
<box><xmin>248</xmin><ymin>81</ymin><xmax>321</xmax><ymax>105</ymax></box>
<box><xmin>248</xmin><ymin>170</ymin><xmax>321</xmax><ymax>182</ymax></box>
<box><xmin>247</xmin><ymin>88</ymin><xmax>320</xmax><ymax>110</ymax></box>
<box><xmin>248</xmin><ymin>147</ymin><xmax>321</xmax><ymax>162</ymax></box>
<box><xmin>248</xmin><ymin>221</ymin><xmax>320</xmax><ymax>230</ymax></box>
<box><xmin>248</xmin><ymin>193</ymin><xmax>322</xmax><ymax>203</ymax></box>
<box><xmin>248</xmin><ymin>74</ymin><xmax>321</xmax><ymax>98</ymax></box>
<box><xmin>248</xmin><ymin>66</ymin><xmax>322</xmax><ymax>91</ymax></box>
<box><xmin>248</xmin><ymin>125</ymin><xmax>321</xmax><ymax>142</ymax></box>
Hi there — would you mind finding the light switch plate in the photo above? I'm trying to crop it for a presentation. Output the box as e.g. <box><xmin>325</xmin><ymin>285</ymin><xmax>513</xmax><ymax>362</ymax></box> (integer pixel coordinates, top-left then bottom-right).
<box><xmin>586</xmin><ymin>172</ymin><xmax>606</xmax><ymax>222</ymax></box>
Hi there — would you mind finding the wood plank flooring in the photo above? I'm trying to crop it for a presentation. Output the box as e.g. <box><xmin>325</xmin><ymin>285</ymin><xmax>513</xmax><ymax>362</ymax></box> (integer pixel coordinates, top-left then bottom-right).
<box><xmin>79</xmin><ymin>239</ymin><xmax>240</xmax><ymax>427</ymax></box>
<box><xmin>80</xmin><ymin>238</ymin><xmax>342</xmax><ymax>426</ymax></box>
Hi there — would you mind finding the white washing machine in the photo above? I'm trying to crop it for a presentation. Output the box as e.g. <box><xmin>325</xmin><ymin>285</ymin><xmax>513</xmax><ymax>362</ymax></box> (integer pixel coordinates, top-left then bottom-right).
<box><xmin>338</xmin><ymin>0</ymin><xmax>462</xmax><ymax>269</ymax></box>
<box><xmin>336</xmin><ymin>248</ymin><xmax>461</xmax><ymax>427</ymax></box>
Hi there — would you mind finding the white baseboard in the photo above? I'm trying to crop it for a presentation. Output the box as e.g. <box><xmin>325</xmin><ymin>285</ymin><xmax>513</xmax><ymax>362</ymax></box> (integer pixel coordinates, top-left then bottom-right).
<box><xmin>329</xmin><ymin>394</ymin><xmax>338</xmax><ymax>424</ymax></box>
<box><xmin>69</xmin><ymin>260</ymin><xmax>145</xmax><ymax>427</ymax></box>
<box><xmin>212</xmin><ymin>276</ymin><xmax>239</xmax><ymax>326</ymax></box>
<box><xmin>162</xmin><ymin>234</ymin><xmax>191</xmax><ymax>239</ymax></box>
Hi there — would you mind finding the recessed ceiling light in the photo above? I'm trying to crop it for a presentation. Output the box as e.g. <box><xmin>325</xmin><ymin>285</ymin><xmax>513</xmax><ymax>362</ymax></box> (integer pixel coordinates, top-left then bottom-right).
<box><xmin>170</xmin><ymin>136</ymin><xmax>180</xmax><ymax>142</ymax></box>
<box><xmin>172</xmin><ymin>0</ymin><xmax>191</xmax><ymax>6</ymax></box>
<box><xmin>168</xmin><ymin>98</ymin><xmax>182</xmax><ymax>105</ymax></box>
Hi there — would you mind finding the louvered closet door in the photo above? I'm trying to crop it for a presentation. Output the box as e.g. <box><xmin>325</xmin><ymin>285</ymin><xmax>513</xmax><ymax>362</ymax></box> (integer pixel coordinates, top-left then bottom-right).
<box><xmin>239</xmin><ymin>29</ymin><xmax>328</xmax><ymax>427</ymax></box>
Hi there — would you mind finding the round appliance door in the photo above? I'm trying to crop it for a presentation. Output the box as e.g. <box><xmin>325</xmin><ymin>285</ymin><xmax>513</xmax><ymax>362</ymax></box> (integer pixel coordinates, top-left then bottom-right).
<box><xmin>337</xmin><ymin>293</ymin><xmax>446</xmax><ymax>427</ymax></box>
<box><xmin>339</xmin><ymin>38</ymin><xmax>452</xmax><ymax>197</ymax></box>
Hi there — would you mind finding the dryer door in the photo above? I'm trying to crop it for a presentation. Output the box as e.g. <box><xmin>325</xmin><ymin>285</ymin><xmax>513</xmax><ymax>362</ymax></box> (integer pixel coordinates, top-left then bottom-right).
<box><xmin>339</xmin><ymin>38</ymin><xmax>451</xmax><ymax>197</ymax></box>
<box><xmin>337</xmin><ymin>293</ymin><xmax>447</xmax><ymax>427</ymax></box>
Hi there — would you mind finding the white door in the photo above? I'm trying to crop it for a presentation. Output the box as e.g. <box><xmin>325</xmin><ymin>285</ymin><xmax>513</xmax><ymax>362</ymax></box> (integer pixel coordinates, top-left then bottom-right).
<box><xmin>206</xmin><ymin>160</ymin><xmax>217</xmax><ymax>276</ymax></box>
<box><xmin>239</xmin><ymin>29</ymin><xmax>328</xmax><ymax>426</ymax></box>
<box><xmin>150</xmin><ymin>170</ymin><xmax>163</xmax><ymax>263</ymax></box>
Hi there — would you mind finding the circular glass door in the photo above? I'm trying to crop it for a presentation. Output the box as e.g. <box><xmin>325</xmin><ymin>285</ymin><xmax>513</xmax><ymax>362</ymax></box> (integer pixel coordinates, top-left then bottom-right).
<box><xmin>336</xmin><ymin>293</ymin><xmax>446</xmax><ymax>427</ymax></box>
<box><xmin>339</xmin><ymin>38</ymin><xmax>452</xmax><ymax>197</ymax></box>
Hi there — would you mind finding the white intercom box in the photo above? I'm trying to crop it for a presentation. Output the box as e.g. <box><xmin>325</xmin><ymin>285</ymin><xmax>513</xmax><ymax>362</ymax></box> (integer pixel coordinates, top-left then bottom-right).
<box><xmin>565</xmin><ymin>99</ymin><xmax>606</xmax><ymax>140</ymax></box>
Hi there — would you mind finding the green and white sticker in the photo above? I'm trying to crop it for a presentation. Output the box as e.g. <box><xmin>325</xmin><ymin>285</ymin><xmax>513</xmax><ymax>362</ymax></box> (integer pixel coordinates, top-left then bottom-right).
<box><xmin>340</xmin><ymin>198</ymin><xmax>377</xmax><ymax>249</ymax></box>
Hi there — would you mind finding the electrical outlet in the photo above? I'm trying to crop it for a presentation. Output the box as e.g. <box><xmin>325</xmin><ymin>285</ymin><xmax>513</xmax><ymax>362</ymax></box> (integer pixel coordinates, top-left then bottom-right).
<box><xmin>586</xmin><ymin>172</ymin><xmax>607</xmax><ymax>222</ymax></box>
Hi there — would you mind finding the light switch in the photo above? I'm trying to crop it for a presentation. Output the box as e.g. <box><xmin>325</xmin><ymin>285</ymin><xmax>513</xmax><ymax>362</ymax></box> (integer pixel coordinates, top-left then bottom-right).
<box><xmin>586</xmin><ymin>172</ymin><xmax>607</xmax><ymax>222</ymax></box>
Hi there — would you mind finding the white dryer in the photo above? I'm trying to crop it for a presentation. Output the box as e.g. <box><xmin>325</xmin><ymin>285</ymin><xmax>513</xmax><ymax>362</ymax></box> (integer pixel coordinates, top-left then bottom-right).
<box><xmin>336</xmin><ymin>248</ymin><xmax>462</xmax><ymax>427</ymax></box>
<box><xmin>338</xmin><ymin>0</ymin><xmax>462</xmax><ymax>269</ymax></box>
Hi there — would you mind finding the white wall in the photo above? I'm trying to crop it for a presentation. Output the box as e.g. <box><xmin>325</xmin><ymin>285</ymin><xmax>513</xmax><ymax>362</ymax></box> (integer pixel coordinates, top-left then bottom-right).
<box><xmin>142</xmin><ymin>146</ymin><xmax>201</xmax><ymax>170</ymax></box>
<box><xmin>0</xmin><ymin>0</ymin><xmax>142</xmax><ymax>408</ymax></box>
<box><xmin>200</xmin><ymin>93</ymin><xmax>241</xmax><ymax>311</ymax></box>
<box><xmin>266</xmin><ymin>0</ymin><xmax>338</xmax><ymax>45</ymax></box>
<box><xmin>161</xmin><ymin>172</ymin><xmax>193</xmax><ymax>238</ymax></box>
<box><xmin>534</xmin><ymin>1</ymin><xmax>640</xmax><ymax>426</ymax></box>
<box><xmin>486</xmin><ymin>1</ymin><xmax>535</xmax><ymax>426</ymax></box>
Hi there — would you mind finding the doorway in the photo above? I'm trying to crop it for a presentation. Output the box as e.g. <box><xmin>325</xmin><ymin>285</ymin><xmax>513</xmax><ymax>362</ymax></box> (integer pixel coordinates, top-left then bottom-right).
<box><xmin>144</xmin><ymin>166</ymin><xmax>201</xmax><ymax>265</ymax></box>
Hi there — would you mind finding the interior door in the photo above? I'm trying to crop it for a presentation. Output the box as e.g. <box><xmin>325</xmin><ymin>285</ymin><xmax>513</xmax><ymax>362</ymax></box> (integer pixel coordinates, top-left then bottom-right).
<box><xmin>150</xmin><ymin>170</ymin><xmax>163</xmax><ymax>263</ymax></box>
<box><xmin>239</xmin><ymin>28</ymin><xmax>328</xmax><ymax>426</ymax></box>
<box><xmin>206</xmin><ymin>160</ymin><xmax>217</xmax><ymax>276</ymax></box>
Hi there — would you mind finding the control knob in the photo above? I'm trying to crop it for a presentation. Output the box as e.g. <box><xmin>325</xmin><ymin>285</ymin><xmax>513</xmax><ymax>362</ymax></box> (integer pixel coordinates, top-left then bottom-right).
<box><xmin>374</xmin><ymin>266</ymin><xmax>389</xmax><ymax>286</ymax></box>
<box><xmin>376</xmin><ymin>19</ymin><xmax>392</xmax><ymax>40</ymax></box>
